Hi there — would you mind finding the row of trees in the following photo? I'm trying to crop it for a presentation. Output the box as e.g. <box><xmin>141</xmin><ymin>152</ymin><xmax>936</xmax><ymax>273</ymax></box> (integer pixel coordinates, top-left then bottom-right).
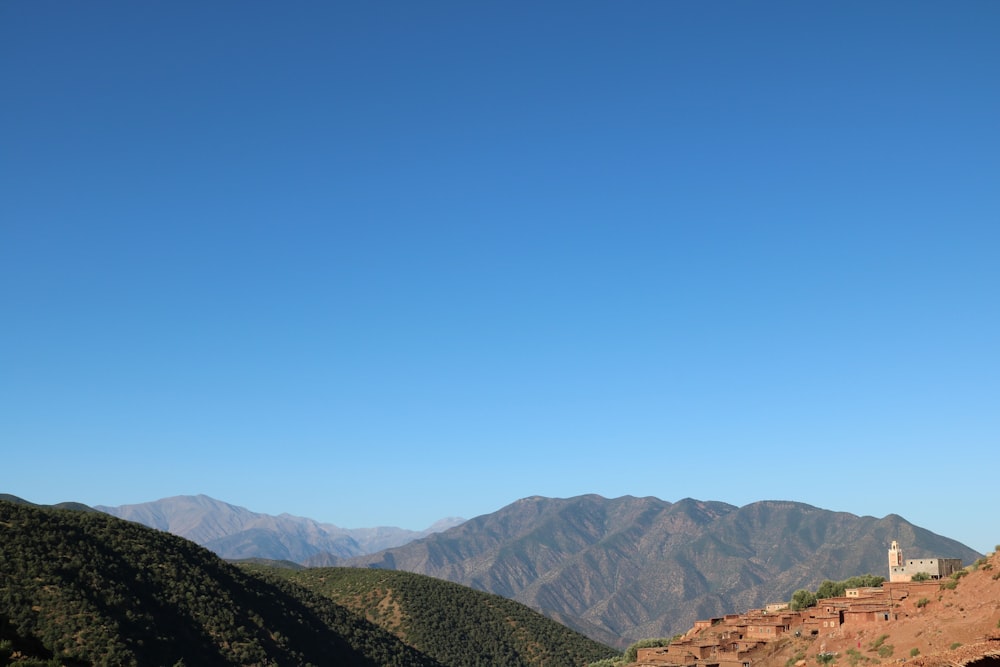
<box><xmin>789</xmin><ymin>574</ymin><xmax>886</xmax><ymax>610</ymax></box>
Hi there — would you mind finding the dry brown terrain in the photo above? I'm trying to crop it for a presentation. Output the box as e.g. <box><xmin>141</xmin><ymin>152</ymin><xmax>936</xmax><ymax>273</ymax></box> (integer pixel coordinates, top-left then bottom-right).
<box><xmin>749</xmin><ymin>547</ymin><xmax>1000</xmax><ymax>667</ymax></box>
<box><xmin>632</xmin><ymin>547</ymin><xmax>1000</xmax><ymax>667</ymax></box>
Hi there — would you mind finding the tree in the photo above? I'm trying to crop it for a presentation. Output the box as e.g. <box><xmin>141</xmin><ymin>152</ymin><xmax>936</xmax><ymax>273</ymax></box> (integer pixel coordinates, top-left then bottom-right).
<box><xmin>815</xmin><ymin>580</ymin><xmax>841</xmax><ymax>599</ymax></box>
<box><xmin>790</xmin><ymin>589</ymin><xmax>818</xmax><ymax>610</ymax></box>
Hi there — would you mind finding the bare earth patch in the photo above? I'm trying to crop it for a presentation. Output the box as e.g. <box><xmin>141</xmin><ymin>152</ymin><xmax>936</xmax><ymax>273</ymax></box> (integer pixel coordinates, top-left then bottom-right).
<box><xmin>759</xmin><ymin>550</ymin><xmax>1000</xmax><ymax>667</ymax></box>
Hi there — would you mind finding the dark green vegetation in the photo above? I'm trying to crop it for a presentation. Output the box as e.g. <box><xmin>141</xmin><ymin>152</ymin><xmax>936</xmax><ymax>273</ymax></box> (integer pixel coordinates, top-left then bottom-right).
<box><xmin>0</xmin><ymin>499</ymin><xmax>615</xmax><ymax>666</ymax></box>
<box><xmin>245</xmin><ymin>565</ymin><xmax>619</xmax><ymax>667</ymax></box>
<box><xmin>788</xmin><ymin>574</ymin><xmax>885</xmax><ymax>610</ymax></box>
<box><xmin>0</xmin><ymin>494</ymin><xmax>97</xmax><ymax>514</ymax></box>
<box><xmin>0</xmin><ymin>500</ymin><xmax>441</xmax><ymax>666</ymax></box>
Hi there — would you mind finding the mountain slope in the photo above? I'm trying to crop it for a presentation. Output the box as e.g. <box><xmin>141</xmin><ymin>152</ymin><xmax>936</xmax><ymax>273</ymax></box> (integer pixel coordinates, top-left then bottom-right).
<box><xmin>247</xmin><ymin>565</ymin><xmax>619</xmax><ymax>667</ymax></box>
<box><xmin>335</xmin><ymin>495</ymin><xmax>981</xmax><ymax>646</ymax></box>
<box><xmin>96</xmin><ymin>494</ymin><xmax>463</xmax><ymax>562</ymax></box>
<box><xmin>0</xmin><ymin>499</ymin><xmax>443</xmax><ymax>666</ymax></box>
<box><xmin>0</xmin><ymin>498</ymin><xmax>618</xmax><ymax>667</ymax></box>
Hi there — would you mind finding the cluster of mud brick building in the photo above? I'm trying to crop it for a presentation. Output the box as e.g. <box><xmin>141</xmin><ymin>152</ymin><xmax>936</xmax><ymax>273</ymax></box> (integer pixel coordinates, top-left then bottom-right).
<box><xmin>635</xmin><ymin>542</ymin><xmax>964</xmax><ymax>667</ymax></box>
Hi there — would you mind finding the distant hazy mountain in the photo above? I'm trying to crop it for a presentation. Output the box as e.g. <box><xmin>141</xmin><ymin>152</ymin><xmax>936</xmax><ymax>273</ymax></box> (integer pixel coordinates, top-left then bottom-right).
<box><xmin>335</xmin><ymin>494</ymin><xmax>982</xmax><ymax>646</ymax></box>
<box><xmin>96</xmin><ymin>494</ymin><xmax>464</xmax><ymax>563</ymax></box>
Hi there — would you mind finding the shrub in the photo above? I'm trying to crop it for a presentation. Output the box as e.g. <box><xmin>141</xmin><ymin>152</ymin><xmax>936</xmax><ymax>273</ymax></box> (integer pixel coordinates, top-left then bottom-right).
<box><xmin>911</xmin><ymin>572</ymin><xmax>931</xmax><ymax>582</ymax></box>
<box><xmin>916</xmin><ymin>598</ymin><xmax>929</xmax><ymax>608</ymax></box>
<box><xmin>950</xmin><ymin>643</ymin><xmax>963</xmax><ymax>650</ymax></box>
<box><xmin>869</xmin><ymin>635</ymin><xmax>889</xmax><ymax>651</ymax></box>
<box><xmin>787</xmin><ymin>651</ymin><xmax>807</xmax><ymax>667</ymax></box>
<box><xmin>815</xmin><ymin>574</ymin><xmax>885</xmax><ymax>600</ymax></box>
<box><xmin>878</xmin><ymin>645</ymin><xmax>894</xmax><ymax>658</ymax></box>
<box><xmin>817</xmin><ymin>652</ymin><xmax>836</xmax><ymax>665</ymax></box>
<box><xmin>941</xmin><ymin>579</ymin><xmax>958</xmax><ymax>590</ymax></box>
<box><xmin>846</xmin><ymin>648</ymin><xmax>868</xmax><ymax>666</ymax></box>
<box><xmin>910</xmin><ymin>648</ymin><xmax>920</xmax><ymax>657</ymax></box>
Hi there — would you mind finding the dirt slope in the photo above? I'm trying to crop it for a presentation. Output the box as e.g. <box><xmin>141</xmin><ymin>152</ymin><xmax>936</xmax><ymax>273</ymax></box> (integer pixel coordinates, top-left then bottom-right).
<box><xmin>759</xmin><ymin>547</ymin><xmax>1000</xmax><ymax>667</ymax></box>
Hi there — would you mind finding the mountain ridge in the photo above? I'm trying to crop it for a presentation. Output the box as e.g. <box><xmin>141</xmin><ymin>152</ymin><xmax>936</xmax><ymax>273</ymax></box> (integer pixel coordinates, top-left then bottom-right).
<box><xmin>95</xmin><ymin>494</ymin><xmax>464</xmax><ymax>562</ymax></box>
<box><xmin>329</xmin><ymin>495</ymin><xmax>981</xmax><ymax>646</ymax></box>
<box><xmin>78</xmin><ymin>491</ymin><xmax>983</xmax><ymax>647</ymax></box>
<box><xmin>1</xmin><ymin>498</ymin><xmax>611</xmax><ymax>666</ymax></box>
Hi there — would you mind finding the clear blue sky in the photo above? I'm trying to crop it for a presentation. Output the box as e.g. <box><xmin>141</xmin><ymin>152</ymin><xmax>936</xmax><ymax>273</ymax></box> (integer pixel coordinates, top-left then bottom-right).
<box><xmin>2</xmin><ymin>2</ymin><xmax>998</xmax><ymax>554</ymax></box>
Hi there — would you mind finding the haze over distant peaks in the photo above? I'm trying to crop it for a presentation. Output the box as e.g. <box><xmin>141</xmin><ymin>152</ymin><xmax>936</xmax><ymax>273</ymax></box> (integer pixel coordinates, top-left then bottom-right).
<box><xmin>95</xmin><ymin>494</ymin><xmax>464</xmax><ymax>562</ymax></box>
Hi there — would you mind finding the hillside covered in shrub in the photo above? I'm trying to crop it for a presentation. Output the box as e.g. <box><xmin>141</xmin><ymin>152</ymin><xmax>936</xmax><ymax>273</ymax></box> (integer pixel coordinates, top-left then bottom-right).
<box><xmin>248</xmin><ymin>565</ymin><xmax>619</xmax><ymax>667</ymax></box>
<box><xmin>0</xmin><ymin>499</ymin><xmax>617</xmax><ymax>666</ymax></box>
<box><xmin>0</xmin><ymin>499</ymin><xmax>440</xmax><ymax>666</ymax></box>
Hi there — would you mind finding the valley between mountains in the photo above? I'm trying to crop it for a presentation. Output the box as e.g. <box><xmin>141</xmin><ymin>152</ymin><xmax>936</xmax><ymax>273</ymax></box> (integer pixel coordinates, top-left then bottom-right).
<box><xmin>93</xmin><ymin>493</ymin><xmax>982</xmax><ymax>647</ymax></box>
<box><xmin>3</xmin><ymin>494</ymin><xmax>998</xmax><ymax>667</ymax></box>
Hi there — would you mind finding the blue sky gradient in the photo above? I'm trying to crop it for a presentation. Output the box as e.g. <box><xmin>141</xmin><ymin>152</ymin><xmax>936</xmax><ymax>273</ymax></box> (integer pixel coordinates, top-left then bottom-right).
<box><xmin>2</xmin><ymin>2</ymin><xmax>998</xmax><ymax>554</ymax></box>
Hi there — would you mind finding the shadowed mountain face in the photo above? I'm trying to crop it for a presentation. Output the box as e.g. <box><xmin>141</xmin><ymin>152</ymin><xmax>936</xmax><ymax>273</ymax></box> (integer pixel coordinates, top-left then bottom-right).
<box><xmin>1</xmin><ymin>499</ymin><xmax>615</xmax><ymax>667</ymax></box>
<box><xmin>96</xmin><ymin>494</ymin><xmax>464</xmax><ymax>562</ymax></box>
<box><xmin>0</xmin><ymin>499</ymin><xmax>443</xmax><ymax>666</ymax></box>
<box><xmin>332</xmin><ymin>495</ymin><xmax>981</xmax><ymax>646</ymax></box>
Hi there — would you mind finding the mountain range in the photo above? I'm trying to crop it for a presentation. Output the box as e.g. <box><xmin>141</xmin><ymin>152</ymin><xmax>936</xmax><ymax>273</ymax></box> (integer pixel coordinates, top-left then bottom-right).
<box><xmin>332</xmin><ymin>495</ymin><xmax>981</xmax><ymax>646</ymax></box>
<box><xmin>4</xmin><ymin>494</ymin><xmax>995</xmax><ymax>667</ymax></box>
<box><xmin>96</xmin><ymin>494</ymin><xmax>464</xmax><ymax>562</ymax></box>
<box><xmin>0</xmin><ymin>497</ymin><xmax>614</xmax><ymax>666</ymax></box>
<box><xmin>89</xmin><ymin>493</ymin><xmax>982</xmax><ymax>647</ymax></box>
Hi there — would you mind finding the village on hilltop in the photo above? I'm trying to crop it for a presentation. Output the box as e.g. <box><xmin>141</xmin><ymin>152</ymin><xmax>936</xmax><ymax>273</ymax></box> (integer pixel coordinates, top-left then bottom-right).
<box><xmin>635</xmin><ymin>542</ymin><xmax>968</xmax><ymax>667</ymax></box>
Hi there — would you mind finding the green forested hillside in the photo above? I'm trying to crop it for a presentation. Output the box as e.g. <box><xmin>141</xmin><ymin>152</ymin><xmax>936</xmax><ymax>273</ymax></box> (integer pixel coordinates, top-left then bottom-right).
<box><xmin>249</xmin><ymin>566</ymin><xmax>619</xmax><ymax>667</ymax></box>
<box><xmin>0</xmin><ymin>500</ymin><xmax>440</xmax><ymax>666</ymax></box>
<box><xmin>0</xmin><ymin>499</ymin><xmax>616</xmax><ymax>667</ymax></box>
